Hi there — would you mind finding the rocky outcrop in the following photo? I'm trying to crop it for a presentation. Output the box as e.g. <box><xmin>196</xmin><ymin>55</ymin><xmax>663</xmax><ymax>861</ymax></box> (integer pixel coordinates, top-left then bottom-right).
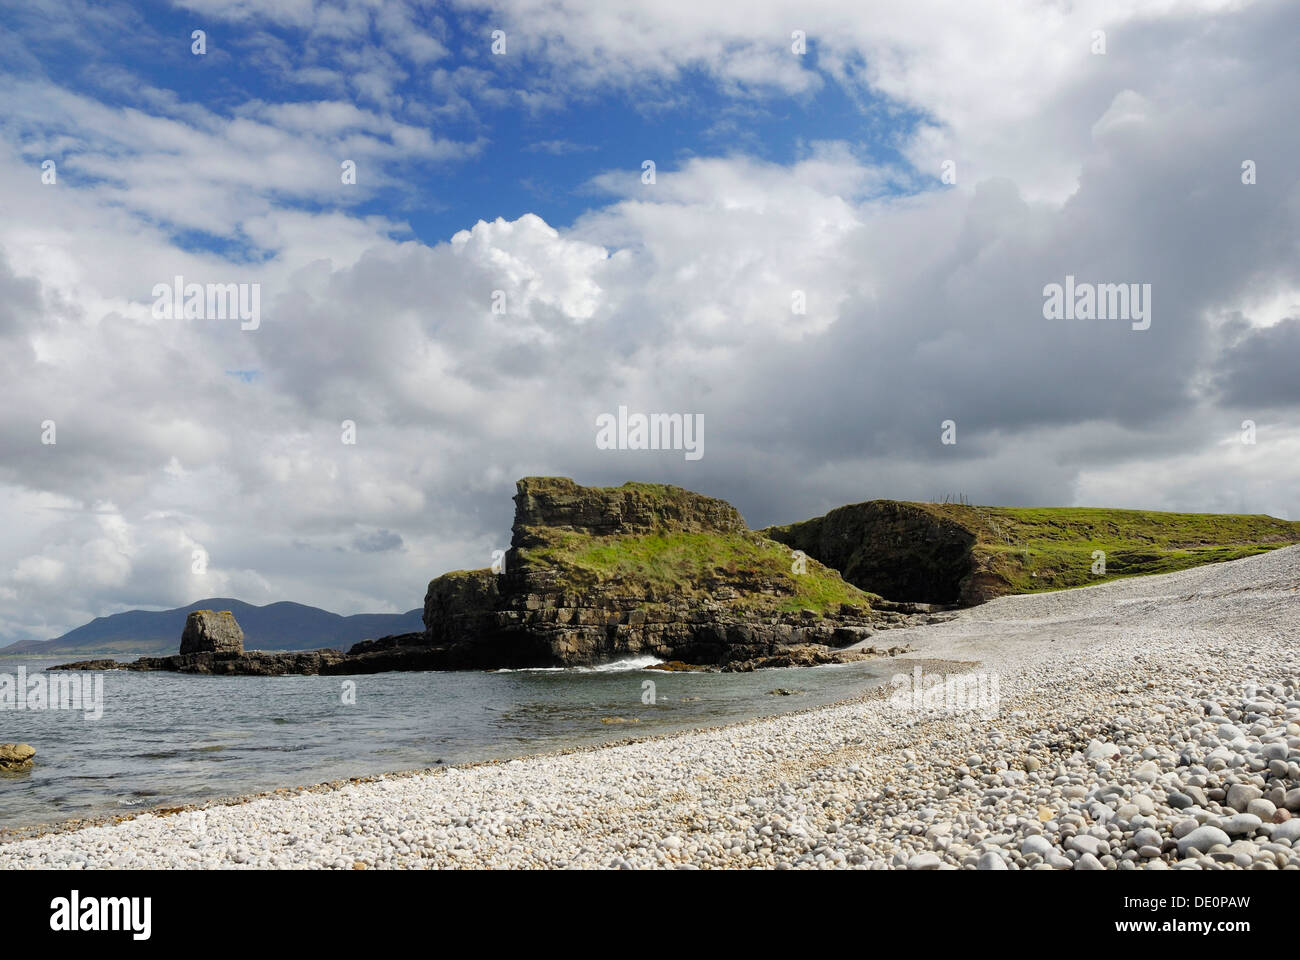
<box><xmin>179</xmin><ymin>610</ymin><xmax>245</xmax><ymax>655</ymax></box>
<box><xmin>766</xmin><ymin>501</ymin><xmax>979</xmax><ymax>605</ymax></box>
<box><xmin>53</xmin><ymin>609</ymin><xmax>342</xmax><ymax>676</ymax></box>
<box><xmin>0</xmin><ymin>743</ymin><xmax>35</xmax><ymax>772</ymax></box>
<box><xmin>418</xmin><ymin>477</ymin><xmax>916</xmax><ymax>669</ymax></box>
<box><xmin>51</xmin><ymin>634</ymin><xmax>439</xmax><ymax>677</ymax></box>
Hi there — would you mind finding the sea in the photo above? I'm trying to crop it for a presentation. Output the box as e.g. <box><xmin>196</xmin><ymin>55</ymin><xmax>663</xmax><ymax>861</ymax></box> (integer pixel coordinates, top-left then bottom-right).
<box><xmin>0</xmin><ymin>655</ymin><xmax>896</xmax><ymax>830</ymax></box>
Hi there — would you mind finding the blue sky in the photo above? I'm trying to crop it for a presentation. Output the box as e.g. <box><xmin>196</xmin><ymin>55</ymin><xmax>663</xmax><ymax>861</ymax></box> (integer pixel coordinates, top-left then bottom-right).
<box><xmin>5</xmin><ymin>1</ymin><xmax>922</xmax><ymax>255</ymax></box>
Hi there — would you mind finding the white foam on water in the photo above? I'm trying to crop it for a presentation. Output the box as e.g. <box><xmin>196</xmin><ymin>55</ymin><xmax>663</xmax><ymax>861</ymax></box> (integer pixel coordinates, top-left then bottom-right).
<box><xmin>576</xmin><ymin>656</ymin><xmax>665</xmax><ymax>673</ymax></box>
<box><xmin>496</xmin><ymin>656</ymin><xmax>665</xmax><ymax>674</ymax></box>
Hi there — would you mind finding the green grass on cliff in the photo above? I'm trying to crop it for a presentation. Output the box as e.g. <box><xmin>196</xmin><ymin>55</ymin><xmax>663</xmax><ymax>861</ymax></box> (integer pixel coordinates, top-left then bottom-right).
<box><xmin>919</xmin><ymin>503</ymin><xmax>1300</xmax><ymax>595</ymax></box>
<box><xmin>521</xmin><ymin>529</ymin><xmax>874</xmax><ymax>615</ymax></box>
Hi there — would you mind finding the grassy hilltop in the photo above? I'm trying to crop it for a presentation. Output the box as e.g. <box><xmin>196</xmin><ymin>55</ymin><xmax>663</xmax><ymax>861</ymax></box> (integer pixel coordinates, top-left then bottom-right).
<box><xmin>935</xmin><ymin>504</ymin><xmax>1298</xmax><ymax>593</ymax></box>
<box><xmin>766</xmin><ymin>500</ymin><xmax>1300</xmax><ymax>604</ymax></box>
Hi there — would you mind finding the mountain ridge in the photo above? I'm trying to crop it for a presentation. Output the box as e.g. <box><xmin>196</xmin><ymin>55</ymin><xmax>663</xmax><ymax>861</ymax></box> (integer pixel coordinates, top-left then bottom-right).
<box><xmin>3</xmin><ymin>598</ymin><xmax>424</xmax><ymax>656</ymax></box>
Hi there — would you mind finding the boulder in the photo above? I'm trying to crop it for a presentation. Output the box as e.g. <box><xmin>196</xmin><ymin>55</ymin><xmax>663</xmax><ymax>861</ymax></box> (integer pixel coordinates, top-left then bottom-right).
<box><xmin>0</xmin><ymin>743</ymin><xmax>35</xmax><ymax>772</ymax></box>
<box><xmin>179</xmin><ymin>609</ymin><xmax>245</xmax><ymax>655</ymax></box>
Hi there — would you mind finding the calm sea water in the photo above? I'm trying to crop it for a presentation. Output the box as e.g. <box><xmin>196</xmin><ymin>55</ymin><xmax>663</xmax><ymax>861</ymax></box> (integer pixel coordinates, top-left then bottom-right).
<box><xmin>0</xmin><ymin>656</ymin><xmax>894</xmax><ymax>830</ymax></box>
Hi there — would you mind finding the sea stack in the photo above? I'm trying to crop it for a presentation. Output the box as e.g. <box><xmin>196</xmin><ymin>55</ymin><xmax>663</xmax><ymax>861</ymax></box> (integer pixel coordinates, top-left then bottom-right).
<box><xmin>179</xmin><ymin>610</ymin><xmax>245</xmax><ymax>656</ymax></box>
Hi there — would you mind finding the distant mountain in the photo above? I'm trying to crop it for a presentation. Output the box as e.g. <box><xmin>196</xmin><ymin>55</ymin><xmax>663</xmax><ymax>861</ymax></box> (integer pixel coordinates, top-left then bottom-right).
<box><xmin>3</xmin><ymin>599</ymin><xmax>425</xmax><ymax>656</ymax></box>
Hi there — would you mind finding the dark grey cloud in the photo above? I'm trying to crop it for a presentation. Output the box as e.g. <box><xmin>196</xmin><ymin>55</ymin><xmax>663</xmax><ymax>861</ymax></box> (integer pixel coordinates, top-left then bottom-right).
<box><xmin>1214</xmin><ymin>317</ymin><xmax>1300</xmax><ymax>409</ymax></box>
<box><xmin>352</xmin><ymin>529</ymin><xmax>405</xmax><ymax>553</ymax></box>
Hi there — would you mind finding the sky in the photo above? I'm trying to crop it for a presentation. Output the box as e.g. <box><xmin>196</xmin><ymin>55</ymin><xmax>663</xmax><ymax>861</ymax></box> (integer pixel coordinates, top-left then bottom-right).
<box><xmin>1</xmin><ymin>0</ymin><xmax>1298</xmax><ymax>645</ymax></box>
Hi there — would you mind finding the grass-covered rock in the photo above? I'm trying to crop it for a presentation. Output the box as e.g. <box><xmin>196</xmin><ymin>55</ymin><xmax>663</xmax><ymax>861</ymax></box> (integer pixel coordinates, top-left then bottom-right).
<box><xmin>424</xmin><ymin>478</ymin><xmax>896</xmax><ymax>668</ymax></box>
<box><xmin>765</xmin><ymin>501</ymin><xmax>1300</xmax><ymax>605</ymax></box>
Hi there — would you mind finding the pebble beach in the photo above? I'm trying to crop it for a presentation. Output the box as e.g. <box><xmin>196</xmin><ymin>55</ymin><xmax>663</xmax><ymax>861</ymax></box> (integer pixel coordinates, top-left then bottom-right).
<box><xmin>3</xmin><ymin>545</ymin><xmax>1299</xmax><ymax>870</ymax></box>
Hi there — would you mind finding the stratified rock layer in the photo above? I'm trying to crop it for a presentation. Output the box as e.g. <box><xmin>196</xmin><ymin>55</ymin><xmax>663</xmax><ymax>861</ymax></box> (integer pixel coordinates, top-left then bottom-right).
<box><xmin>421</xmin><ymin>477</ymin><xmax>905</xmax><ymax>669</ymax></box>
<box><xmin>511</xmin><ymin>476</ymin><xmax>746</xmax><ymax>541</ymax></box>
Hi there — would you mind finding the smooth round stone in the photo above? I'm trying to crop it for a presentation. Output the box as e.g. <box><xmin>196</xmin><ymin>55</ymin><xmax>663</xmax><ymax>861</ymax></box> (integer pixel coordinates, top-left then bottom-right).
<box><xmin>1131</xmin><ymin>828</ymin><xmax>1162</xmax><ymax>848</ymax></box>
<box><xmin>1021</xmin><ymin>835</ymin><xmax>1054</xmax><ymax>858</ymax></box>
<box><xmin>1068</xmin><ymin>835</ymin><xmax>1104</xmax><ymax>856</ymax></box>
<box><xmin>1074</xmin><ymin>853</ymin><xmax>1105</xmax><ymax>870</ymax></box>
<box><xmin>1167</xmin><ymin>792</ymin><xmax>1194</xmax><ymax>809</ymax></box>
<box><xmin>976</xmin><ymin>851</ymin><xmax>1008</xmax><ymax>870</ymax></box>
<box><xmin>1271</xmin><ymin>820</ymin><xmax>1300</xmax><ymax>844</ymax></box>
<box><xmin>907</xmin><ymin>852</ymin><xmax>942</xmax><ymax>870</ymax></box>
<box><xmin>1222</xmin><ymin>814</ymin><xmax>1263</xmax><ymax>837</ymax></box>
<box><xmin>1138</xmin><ymin>844</ymin><xmax>1162</xmax><ymax>858</ymax></box>
<box><xmin>1226</xmin><ymin>784</ymin><xmax>1263</xmax><ymax>812</ymax></box>
<box><xmin>1176</xmin><ymin>825</ymin><xmax>1231</xmax><ymax>857</ymax></box>
<box><xmin>1247</xmin><ymin>799</ymin><xmax>1277</xmax><ymax>820</ymax></box>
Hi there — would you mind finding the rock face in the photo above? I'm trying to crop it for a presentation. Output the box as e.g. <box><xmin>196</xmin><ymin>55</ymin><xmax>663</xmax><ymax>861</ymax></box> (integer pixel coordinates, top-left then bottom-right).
<box><xmin>421</xmin><ymin>477</ymin><xmax>912</xmax><ymax>669</ymax></box>
<box><xmin>766</xmin><ymin>500</ymin><xmax>978</xmax><ymax>604</ymax></box>
<box><xmin>0</xmin><ymin>743</ymin><xmax>35</xmax><ymax>772</ymax></box>
<box><xmin>511</xmin><ymin>476</ymin><xmax>746</xmax><ymax>541</ymax></box>
<box><xmin>179</xmin><ymin>610</ymin><xmax>245</xmax><ymax>655</ymax></box>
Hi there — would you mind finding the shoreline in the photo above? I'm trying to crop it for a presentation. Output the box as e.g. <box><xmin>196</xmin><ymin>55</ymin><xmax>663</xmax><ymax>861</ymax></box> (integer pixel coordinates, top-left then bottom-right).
<box><xmin>0</xmin><ymin>656</ymin><xmax>971</xmax><ymax>844</ymax></box>
<box><xmin>3</xmin><ymin>547</ymin><xmax>1297</xmax><ymax>869</ymax></box>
